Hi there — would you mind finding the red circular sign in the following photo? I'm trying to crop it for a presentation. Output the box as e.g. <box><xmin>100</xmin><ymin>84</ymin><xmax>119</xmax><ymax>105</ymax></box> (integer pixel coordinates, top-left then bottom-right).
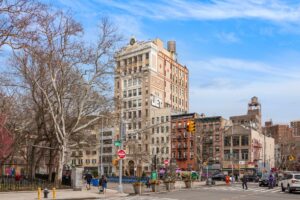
<box><xmin>118</xmin><ymin>149</ymin><xmax>126</xmax><ymax>159</ymax></box>
<box><xmin>164</xmin><ymin>160</ymin><xmax>169</xmax><ymax>165</ymax></box>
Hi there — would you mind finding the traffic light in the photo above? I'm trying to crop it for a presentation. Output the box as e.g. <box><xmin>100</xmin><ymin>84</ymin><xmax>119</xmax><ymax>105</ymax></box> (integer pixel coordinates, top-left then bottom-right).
<box><xmin>186</xmin><ymin>121</ymin><xmax>190</xmax><ymax>132</ymax></box>
<box><xmin>112</xmin><ymin>158</ymin><xmax>119</xmax><ymax>166</ymax></box>
<box><xmin>189</xmin><ymin>120</ymin><xmax>196</xmax><ymax>133</ymax></box>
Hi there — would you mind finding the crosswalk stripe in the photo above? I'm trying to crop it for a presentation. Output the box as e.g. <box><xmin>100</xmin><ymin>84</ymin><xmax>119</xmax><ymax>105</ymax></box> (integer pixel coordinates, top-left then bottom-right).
<box><xmin>201</xmin><ymin>186</ymin><xmax>283</xmax><ymax>194</ymax></box>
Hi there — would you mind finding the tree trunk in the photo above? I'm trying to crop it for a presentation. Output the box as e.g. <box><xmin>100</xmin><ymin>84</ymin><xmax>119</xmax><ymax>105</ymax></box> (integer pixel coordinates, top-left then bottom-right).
<box><xmin>55</xmin><ymin>145</ymin><xmax>66</xmax><ymax>186</ymax></box>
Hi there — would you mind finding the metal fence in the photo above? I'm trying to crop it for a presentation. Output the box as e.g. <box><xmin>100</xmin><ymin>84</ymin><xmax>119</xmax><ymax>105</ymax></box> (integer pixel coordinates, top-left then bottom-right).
<box><xmin>107</xmin><ymin>176</ymin><xmax>148</xmax><ymax>184</ymax></box>
<box><xmin>0</xmin><ymin>176</ymin><xmax>55</xmax><ymax>192</ymax></box>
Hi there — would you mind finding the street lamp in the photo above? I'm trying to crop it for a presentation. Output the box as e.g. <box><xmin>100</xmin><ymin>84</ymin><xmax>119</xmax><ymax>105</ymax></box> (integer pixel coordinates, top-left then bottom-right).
<box><xmin>224</xmin><ymin>124</ymin><xmax>234</xmax><ymax>182</ymax></box>
<box><xmin>99</xmin><ymin>115</ymin><xmax>109</xmax><ymax>177</ymax></box>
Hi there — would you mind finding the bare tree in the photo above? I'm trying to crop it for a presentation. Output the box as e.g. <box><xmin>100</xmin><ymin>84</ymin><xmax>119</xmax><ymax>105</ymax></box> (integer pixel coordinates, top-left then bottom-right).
<box><xmin>7</xmin><ymin>6</ymin><xmax>121</xmax><ymax>184</ymax></box>
<box><xmin>0</xmin><ymin>0</ymin><xmax>45</xmax><ymax>49</ymax></box>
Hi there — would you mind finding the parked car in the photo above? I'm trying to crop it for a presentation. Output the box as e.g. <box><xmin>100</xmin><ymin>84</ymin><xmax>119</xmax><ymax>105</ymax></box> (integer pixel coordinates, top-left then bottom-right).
<box><xmin>246</xmin><ymin>174</ymin><xmax>259</xmax><ymax>182</ymax></box>
<box><xmin>211</xmin><ymin>173</ymin><xmax>225</xmax><ymax>181</ymax></box>
<box><xmin>280</xmin><ymin>172</ymin><xmax>300</xmax><ymax>193</ymax></box>
<box><xmin>259</xmin><ymin>174</ymin><xmax>278</xmax><ymax>187</ymax></box>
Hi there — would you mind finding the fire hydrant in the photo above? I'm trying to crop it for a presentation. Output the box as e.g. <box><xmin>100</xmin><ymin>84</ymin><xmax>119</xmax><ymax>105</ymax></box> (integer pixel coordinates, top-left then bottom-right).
<box><xmin>44</xmin><ymin>188</ymin><xmax>49</xmax><ymax>198</ymax></box>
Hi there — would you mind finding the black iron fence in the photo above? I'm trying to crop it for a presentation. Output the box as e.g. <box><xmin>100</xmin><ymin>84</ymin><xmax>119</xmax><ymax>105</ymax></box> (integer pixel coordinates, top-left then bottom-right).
<box><xmin>0</xmin><ymin>176</ymin><xmax>55</xmax><ymax>192</ymax></box>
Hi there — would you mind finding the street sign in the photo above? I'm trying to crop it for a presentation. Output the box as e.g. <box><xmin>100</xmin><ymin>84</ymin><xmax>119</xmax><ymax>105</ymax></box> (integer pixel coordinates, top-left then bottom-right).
<box><xmin>151</xmin><ymin>171</ymin><xmax>157</xmax><ymax>180</ymax></box>
<box><xmin>239</xmin><ymin>161</ymin><xmax>245</xmax><ymax>165</ymax></box>
<box><xmin>117</xmin><ymin>149</ymin><xmax>126</xmax><ymax>159</ymax></box>
<box><xmin>114</xmin><ymin>140</ymin><xmax>121</xmax><ymax>147</ymax></box>
<box><xmin>164</xmin><ymin>160</ymin><xmax>169</xmax><ymax>165</ymax></box>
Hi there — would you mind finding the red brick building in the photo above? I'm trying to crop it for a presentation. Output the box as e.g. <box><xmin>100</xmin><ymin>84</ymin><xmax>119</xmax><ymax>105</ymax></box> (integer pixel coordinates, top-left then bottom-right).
<box><xmin>171</xmin><ymin>113</ymin><xmax>198</xmax><ymax>170</ymax></box>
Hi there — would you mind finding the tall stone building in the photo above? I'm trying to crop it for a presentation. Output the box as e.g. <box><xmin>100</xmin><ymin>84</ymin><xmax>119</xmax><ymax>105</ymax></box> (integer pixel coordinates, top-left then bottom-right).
<box><xmin>114</xmin><ymin>38</ymin><xmax>189</xmax><ymax>175</ymax></box>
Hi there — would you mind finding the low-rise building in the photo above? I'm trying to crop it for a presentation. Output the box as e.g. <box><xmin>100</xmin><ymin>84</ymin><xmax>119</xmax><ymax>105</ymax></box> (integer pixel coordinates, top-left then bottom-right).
<box><xmin>222</xmin><ymin>124</ymin><xmax>274</xmax><ymax>176</ymax></box>
<box><xmin>171</xmin><ymin>113</ymin><xmax>198</xmax><ymax>170</ymax></box>
<box><xmin>195</xmin><ymin>115</ymin><xmax>228</xmax><ymax>175</ymax></box>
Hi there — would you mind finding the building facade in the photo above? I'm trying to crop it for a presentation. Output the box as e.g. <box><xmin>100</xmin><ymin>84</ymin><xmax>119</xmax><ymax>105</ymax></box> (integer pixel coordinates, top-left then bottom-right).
<box><xmin>195</xmin><ymin>116</ymin><xmax>228</xmax><ymax>174</ymax></box>
<box><xmin>114</xmin><ymin>38</ymin><xmax>189</xmax><ymax>174</ymax></box>
<box><xmin>171</xmin><ymin>113</ymin><xmax>198</xmax><ymax>170</ymax></box>
<box><xmin>222</xmin><ymin>125</ymin><xmax>274</xmax><ymax>176</ymax></box>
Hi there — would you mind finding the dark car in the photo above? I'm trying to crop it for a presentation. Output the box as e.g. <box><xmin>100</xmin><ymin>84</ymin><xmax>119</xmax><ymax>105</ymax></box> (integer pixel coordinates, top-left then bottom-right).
<box><xmin>259</xmin><ymin>174</ymin><xmax>278</xmax><ymax>187</ymax></box>
<box><xmin>246</xmin><ymin>174</ymin><xmax>259</xmax><ymax>182</ymax></box>
<box><xmin>211</xmin><ymin>173</ymin><xmax>225</xmax><ymax>181</ymax></box>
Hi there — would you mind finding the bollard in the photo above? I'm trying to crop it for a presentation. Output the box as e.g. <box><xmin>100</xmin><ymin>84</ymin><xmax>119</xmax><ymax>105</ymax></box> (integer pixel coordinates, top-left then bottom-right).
<box><xmin>52</xmin><ymin>187</ymin><xmax>56</xmax><ymax>199</ymax></box>
<box><xmin>38</xmin><ymin>187</ymin><xmax>41</xmax><ymax>200</ymax></box>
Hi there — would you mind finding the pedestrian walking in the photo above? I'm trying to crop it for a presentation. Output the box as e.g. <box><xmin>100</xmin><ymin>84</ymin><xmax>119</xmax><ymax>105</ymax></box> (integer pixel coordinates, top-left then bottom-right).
<box><xmin>85</xmin><ymin>172</ymin><xmax>93</xmax><ymax>190</ymax></box>
<box><xmin>268</xmin><ymin>174</ymin><xmax>274</xmax><ymax>189</ymax></box>
<box><xmin>99</xmin><ymin>175</ymin><xmax>108</xmax><ymax>194</ymax></box>
<box><xmin>225</xmin><ymin>175</ymin><xmax>230</xmax><ymax>185</ymax></box>
<box><xmin>241</xmin><ymin>175</ymin><xmax>248</xmax><ymax>190</ymax></box>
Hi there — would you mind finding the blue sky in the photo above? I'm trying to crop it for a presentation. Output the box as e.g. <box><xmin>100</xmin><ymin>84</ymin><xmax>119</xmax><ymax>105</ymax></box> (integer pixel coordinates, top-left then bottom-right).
<box><xmin>36</xmin><ymin>1</ymin><xmax>300</xmax><ymax>123</ymax></box>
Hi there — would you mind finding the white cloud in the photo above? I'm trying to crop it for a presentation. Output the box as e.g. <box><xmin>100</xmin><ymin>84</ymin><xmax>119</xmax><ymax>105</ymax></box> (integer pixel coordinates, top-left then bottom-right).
<box><xmin>96</xmin><ymin>0</ymin><xmax>300</xmax><ymax>23</ymax></box>
<box><xmin>216</xmin><ymin>32</ymin><xmax>240</xmax><ymax>43</ymax></box>
<box><xmin>190</xmin><ymin>79</ymin><xmax>300</xmax><ymax>124</ymax></box>
<box><xmin>187</xmin><ymin>56</ymin><xmax>300</xmax><ymax>123</ymax></box>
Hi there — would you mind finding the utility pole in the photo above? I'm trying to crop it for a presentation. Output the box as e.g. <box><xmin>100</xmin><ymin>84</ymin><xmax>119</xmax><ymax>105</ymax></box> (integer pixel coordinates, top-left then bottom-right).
<box><xmin>118</xmin><ymin>122</ymin><xmax>125</xmax><ymax>193</ymax></box>
<box><xmin>100</xmin><ymin>117</ymin><xmax>104</xmax><ymax>176</ymax></box>
<box><xmin>231</xmin><ymin>125</ymin><xmax>234</xmax><ymax>181</ymax></box>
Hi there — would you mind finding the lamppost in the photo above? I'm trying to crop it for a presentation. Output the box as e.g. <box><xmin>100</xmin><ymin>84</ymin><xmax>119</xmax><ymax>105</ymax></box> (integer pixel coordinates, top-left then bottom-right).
<box><xmin>224</xmin><ymin>124</ymin><xmax>234</xmax><ymax>181</ymax></box>
<box><xmin>99</xmin><ymin>115</ymin><xmax>109</xmax><ymax>177</ymax></box>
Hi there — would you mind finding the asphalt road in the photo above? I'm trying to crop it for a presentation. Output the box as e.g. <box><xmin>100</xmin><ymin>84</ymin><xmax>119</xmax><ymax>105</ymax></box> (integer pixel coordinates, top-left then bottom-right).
<box><xmin>105</xmin><ymin>183</ymin><xmax>300</xmax><ymax>200</ymax></box>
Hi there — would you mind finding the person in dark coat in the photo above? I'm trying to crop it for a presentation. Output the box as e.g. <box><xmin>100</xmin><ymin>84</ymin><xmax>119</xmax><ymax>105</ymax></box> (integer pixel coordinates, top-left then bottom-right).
<box><xmin>85</xmin><ymin>173</ymin><xmax>93</xmax><ymax>190</ymax></box>
<box><xmin>242</xmin><ymin>175</ymin><xmax>248</xmax><ymax>190</ymax></box>
<box><xmin>99</xmin><ymin>175</ymin><xmax>108</xmax><ymax>194</ymax></box>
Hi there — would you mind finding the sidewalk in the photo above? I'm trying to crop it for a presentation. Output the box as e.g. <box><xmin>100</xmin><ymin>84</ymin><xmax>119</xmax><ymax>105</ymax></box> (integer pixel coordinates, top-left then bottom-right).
<box><xmin>0</xmin><ymin>187</ymin><xmax>128</xmax><ymax>200</ymax></box>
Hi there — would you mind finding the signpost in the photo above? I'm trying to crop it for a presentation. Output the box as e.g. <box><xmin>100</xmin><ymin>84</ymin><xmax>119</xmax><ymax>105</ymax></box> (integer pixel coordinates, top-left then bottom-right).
<box><xmin>117</xmin><ymin>149</ymin><xmax>126</xmax><ymax>159</ymax></box>
<box><xmin>114</xmin><ymin>140</ymin><xmax>121</xmax><ymax>147</ymax></box>
<box><xmin>164</xmin><ymin>160</ymin><xmax>169</xmax><ymax>166</ymax></box>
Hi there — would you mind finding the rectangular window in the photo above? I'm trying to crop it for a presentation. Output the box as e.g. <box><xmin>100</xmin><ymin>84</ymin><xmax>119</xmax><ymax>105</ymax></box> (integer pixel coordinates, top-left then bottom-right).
<box><xmin>128</xmin><ymin>112</ymin><xmax>132</xmax><ymax>119</ymax></box>
<box><xmin>123</xmin><ymin>91</ymin><xmax>127</xmax><ymax>98</ymax></box>
<box><xmin>138</xmin><ymin>110</ymin><xmax>142</xmax><ymax>118</ymax></box>
<box><xmin>166</xmin><ymin>116</ymin><xmax>169</xmax><ymax>122</ymax></box>
<box><xmin>224</xmin><ymin>150</ymin><xmax>230</xmax><ymax>161</ymax></box>
<box><xmin>128</xmin><ymin>101</ymin><xmax>132</xmax><ymax>108</ymax></box>
<box><xmin>128</xmin><ymin>79</ymin><xmax>132</xmax><ymax>87</ymax></box>
<box><xmin>241</xmin><ymin>136</ymin><xmax>249</xmax><ymax>146</ymax></box>
<box><xmin>128</xmin><ymin>90</ymin><xmax>132</xmax><ymax>97</ymax></box>
<box><xmin>123</xmin><ymin>80</ymin><xmax>127</xmax><ymax>88</ymax></box>
<box><xmin>133</xmin><ymin>89</ymin><xmax>137</xmax><ymax>96</ymax></box>
<box><xmin>233</xmin><ymin>136</ymin><xmax>240</xmax><ymax>146</ymax></box>
<box><xmin>224</xmin><ymin>136</ymin><xmax>231</xmax><ymax>147</ymax></box>
<box><xmin>161</xmin><ymin>116</ymin><xmax>164</xmax><ymax>123</ymax></box>
<box><xmin>138</xmin><ymin>99</ymin><xmax>142</xmax><ymax>107</ymax></box>
<box><xmin>123</xmin><ymin>102</ymin><xmax>127</xmax><ymax>109</ymax></box>
<box><xmin>133</xmin><ymin>100</ymin><xmax>137</xmax><ymax>107</ymax></box>
<box><xmin>233</xmin><ymin>149</ymin><xmax>239</xmax><ymax>160</ymax></box>
<box><xmin>152</xmin><ymin>118</ymin><xmax>155</xmax><ymax>124</ymax></box>
<box><xmin>138</xmin><ymin>88</ymin><xmax>142</xmax><ymax>95</ymax></box>
<box><xmin>161</xmin><ymin>137</ymin><xmax>164</xmax><ymax>143</ymax></box>
<box><xmin>241</xmin><ymin>149</ymin><xmax>248</xmax><ymax>160</ymax></box>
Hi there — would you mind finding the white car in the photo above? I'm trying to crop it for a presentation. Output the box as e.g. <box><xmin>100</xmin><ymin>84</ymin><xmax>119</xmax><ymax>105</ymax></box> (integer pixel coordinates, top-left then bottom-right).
<box><xmin>280</xmin><ymin>172</ymin><xmax>300</xmax><ymax>193</ymax></box>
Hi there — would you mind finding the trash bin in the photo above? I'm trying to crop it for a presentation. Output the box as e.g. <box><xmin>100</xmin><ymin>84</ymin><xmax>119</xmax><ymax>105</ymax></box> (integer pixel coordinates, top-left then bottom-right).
<box><xmin>92</xmin><ymin>179</ymin><xmax>99</xmax><ymax>186</ymax></box>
